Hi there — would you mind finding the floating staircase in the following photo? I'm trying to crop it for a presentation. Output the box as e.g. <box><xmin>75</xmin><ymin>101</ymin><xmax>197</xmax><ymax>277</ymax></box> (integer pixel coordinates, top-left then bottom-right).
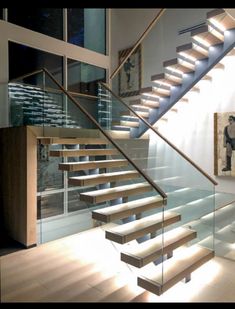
<box><xmin>100</xmin><ymin>9</ymin><xmax>235</xmax><ymax>136</ymax></box>
<box><xmin>42</xmin><ymin>134</ymin><xmax>214</xmax><ymax>296</ymax></box>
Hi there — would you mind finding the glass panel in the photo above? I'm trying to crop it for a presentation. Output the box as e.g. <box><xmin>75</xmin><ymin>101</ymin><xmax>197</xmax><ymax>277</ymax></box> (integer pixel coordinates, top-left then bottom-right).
<box><xmin>37</xmin><ymin>142</ymin><xmax>63</xmax><ymax>192</ymax></box>
<box><xmin>98</xmin><ymin>83</ymin><xmax>215</xmax><ymax>287</ymax></box>
<box><xmin>68</xmin><ymin>8</ymin><xmax>106</xmax><ymax>54</ymax></box>
<box><xmin>67</xmin><ymin>58</ymin><xmax>106</xmax><ymax>96</ymax></box>
<box><xmin>37</xmin><ymin>192</ymin><xmax>64</xmax><ymax>220</ymax></box>
<box><xmin>8</xmin><ymin>8</ymin><xmax>63</xmax><ymax>40</ymax></box>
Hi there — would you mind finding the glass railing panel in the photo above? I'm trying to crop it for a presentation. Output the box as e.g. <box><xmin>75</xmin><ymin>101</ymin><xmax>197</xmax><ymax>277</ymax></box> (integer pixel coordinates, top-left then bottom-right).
<box><xmin>98</xmin><ymin>82</ymin><xmax>215</xmax><ymax>286</ymax></box>
<box><xmin>9</xmin><ymin>70</ymin><xmax>164</xmax><ymax>249</ymax></box>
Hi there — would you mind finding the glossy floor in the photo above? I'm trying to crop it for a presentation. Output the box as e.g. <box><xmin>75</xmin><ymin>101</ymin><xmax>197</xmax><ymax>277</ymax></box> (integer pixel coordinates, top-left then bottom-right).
<box><xmin>1</xmin><ymin>224</ymin><xmax>235</xmax><ymax>302</ymax></box>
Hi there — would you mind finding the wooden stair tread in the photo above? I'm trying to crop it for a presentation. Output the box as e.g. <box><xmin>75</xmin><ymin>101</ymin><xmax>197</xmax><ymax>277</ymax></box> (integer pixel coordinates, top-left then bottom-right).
<box><xmin>121</xmin><ymin>111</ymin><xmax>149</xmax><ymax>118</ymax></box>
<box><xmin>163</xmin><ymin>58</ymin><xmax>195</xmax><ymax>73</ymax></box>
<box><xmin>120</xmin><ymin>120</ymin><xmax>140</xmax><ymax>128</ymax></box>
<box><xmin>151</xmin><ymin>72</ymin><xmax>182</xmax><ymax>86</ymax></box>
<box><xmin>191</xmin><ymin>25</ymin><xmax>224</xmax><ymax>47</ymax></box>
<box><xmin>207</xmin><ymin>9</ymin><xmax>235</xmax><ymax>30</ymax></box>
<box><xmin>137</xmin><ymin>245</ymin><xmax>214</xmax><ymax>295</ymax></box>
<box><xmin>80</xmin><ymin>182</ymin><xmax>153</xmax><ymax>204</ymax></box>
<box><xmin>176</xmin><ymin>42</ymin><xmax>208</xmax><ymax>60</ymax></box>
<box><xmin>106</xmin><ymin>211</ymin><xmax>181</xmax><ymax>244</ymax></box>
<box><xmin>69</xmin><ymin>170</ymin><xmax>140</xmax><ymax>186</ymax></box>
<box><xmin>40</xmin><ymin>137</ymin><xmax>109</xmax><ymax>145</ymax></box>
<box><xmin>59</xmin><ymin>159</ymin><xmax>128</xmax><ymax>171</ymax></box>
<box><xmin>92</xmin><ymin>196</ymin><xmax>163</xmax><ymax>223</ymax></box>
<box><xmin>49</xmin><ymin>148</ymin><xmax>119</xmax><ymax>157</ymax></box>
<box><xmin>121</xmin><ymin>227</ymin><xmax>196</xmax><ymax>268</ymax></box>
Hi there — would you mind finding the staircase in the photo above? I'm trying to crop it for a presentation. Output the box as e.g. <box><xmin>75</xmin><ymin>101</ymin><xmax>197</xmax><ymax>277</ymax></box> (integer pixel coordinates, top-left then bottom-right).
<box><xmin>41</xmin><ymin>134</ymin><xmax>214</xmax><ymax>296</ymax></box>
<box><xmin>104</xmin><ymin>9</ymin><xmax>235</xmax><ymax>136</ymax></box>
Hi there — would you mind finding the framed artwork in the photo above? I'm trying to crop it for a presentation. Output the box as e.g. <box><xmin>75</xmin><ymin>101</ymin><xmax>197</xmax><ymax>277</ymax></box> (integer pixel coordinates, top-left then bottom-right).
<box><xmin>214</xmin><ymin>112</ymin><xmax>235</xmax><ymax>176</ymax></box>
<box><xmin>118</xmin><ymin>45</ymin><xmax>141</xmax><ymax>97</ymax></box>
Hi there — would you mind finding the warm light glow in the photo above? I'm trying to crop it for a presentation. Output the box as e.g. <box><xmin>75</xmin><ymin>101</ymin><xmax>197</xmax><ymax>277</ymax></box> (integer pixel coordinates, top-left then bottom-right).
<box><xmin>166</xmin><ymin>67</ymin><xmax>184</xmax><ymax>75</ymax></box>
<box><xmin>193</xmin><ymin>35</ymin><xmax>211</xmax><ymax>48</ymax></box>
<box><xmin>152</xmin><ymin>79</ymin><xmax>173</xmax><ymax>88</ymax></box>
<box><xmin>178</xmin><ymin>59</ymin><xmax>195</xmax><ymax>69</ymax></box>
<box><xmin>142</xmin><ymin>92</ymin><xmax>160</xmax><ymax>99</ymax></box>
<box><xmin>208</xmin><ymin>25</ymin><xmax>224</xmax><ymax>41</ymax></box>
<box><xmin>209</xmin><ymin>18</ymin><xmax>226</xmax><ymax>32</ymax></box>
<box><xmin>165</xmin><ymin>73</ymin><xmax>182</xmax><ymax>83</ymax></box>
<box><xmin>179</xmin><ymin>52</ymin><xmax>197</xmax><ymax>62</ymax></box>
<box><xmin>153</xmin><ymin>87</ymin><xmax>170</xmax><ymax>95</ymax></box>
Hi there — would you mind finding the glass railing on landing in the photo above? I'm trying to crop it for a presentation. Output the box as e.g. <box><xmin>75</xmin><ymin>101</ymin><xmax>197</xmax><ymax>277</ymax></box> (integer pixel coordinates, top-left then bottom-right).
<box><xmin>98</xmin><ymin>82</ymin><xmax>217</xmax><ymax>253</ymax></box>
<box><xmin>8</xmin><ymin>70</ymin><xmax>98</xmax><ymax>129</ymax></box>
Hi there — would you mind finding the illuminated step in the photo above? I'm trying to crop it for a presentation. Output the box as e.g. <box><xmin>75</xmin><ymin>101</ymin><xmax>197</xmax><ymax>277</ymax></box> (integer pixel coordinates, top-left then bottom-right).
<box><xmin>40</xmin><ymin>137</ymin><xmax>109</xmax><ymax>145</ymax></box>
<box><xmin>80</xmin><ymin>182</ymin><xmax>153</xmax><ymax>204</ymax></box>
<box><xmin>49</xmin><ymin>148</ymin><xmax>119</xmax><ymax>157</ymax></box>
<box><xmin>163</xmin><ymin>58</ymin><xmax>195</xmax><ymax>74</ymax></box>
<box><xmin>207</xmin><ymin>8</ymin><xmax>235</xmax><ymax>31</ymax></box>
<box><xmin>120</xmin><ymin>120</ymin><xmax>139</xmax><ymax>128</ymax></box>
<box><xmin>59</xmin><ymin>159</ymin><xmax>128</xmax><ymax>172</ymax></box>
<box><xmin>129</xmin><ymin>98</ymin><xmax>159</xmax><ymax>109</ymax></box>
<box><xmin>121</xmin><ymin>110</ymin><xmax>150</xmax><ymax>118</ymax></box>
<box><xmin>121</xmin><ymin>227</ymin><xmax>196</xmax><ymax>268</ymax></box>
<box><xmin>141</xmin><ymin>86</ymin><xmax>170</xmax><ymax>98</ymax></box>
<box><xmin>106</xmin><ymin>211</ymin><xmax>181</xmax><ymax>244</ymax></box>
<box><xmin>176</xmin><ymin>42</ymin><xmax>208</xmax><ymax>60</ymax></box>
<box><xmin>138</xmin><ymin>245</ymin><xmax>214</xmax><ymax>296</ymax></box>
<box><xmin>151</xmin><ymin>72</ymin><xmax>183</xmax><ymax>86</ymax></box>
<box><xmin>92</xmin><ymin>196</ymin><xmax>163</xmax><ymax>223</ymax></box>
<box><xmin>69</xmin><ymin>170</ymin><xmax>140</xmax><ymax>186</ymax></box>
<box><xmin>191</xmin><ymin>25</ymin><xmax>224</xmax><ymax>49</ymax></box>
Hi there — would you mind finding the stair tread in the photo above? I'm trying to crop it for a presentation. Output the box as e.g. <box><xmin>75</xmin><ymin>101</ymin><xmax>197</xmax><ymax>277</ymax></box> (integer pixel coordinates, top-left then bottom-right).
<box><xmin>137</xmin><ymin>245</ymin><xmax>214</xmax><ymax>295</ymax></box>
<box><xmin>163</xmin><ymin>58</ymin><xmax>195</xmax><ymax>73</ymax></box>
<box><xmin>59</xmin><ymin>159</ymin><xmax>128</xmax><ymax>172</ymax></box>
<box><xmin>151</xmin><ymin>72</ymin><xmax>182</xmax><ymax>86</ymax></box>
<box><xmin>49</xmin><ymin>148</ymin><xmax>119</xmax><ymax>157</ymax></box>
<box><xmin>121</xmin><ymin>227</ymin><xmax>196</xmax><ymax>267</ymax></box>
<box><xmin>81</xmin><ymin>182</ymin><xmax>151</xmax><ymax>198</ymax></box>
<box><xmin>60</xmin><ymin>159</ymin><xmax>127</xmax><ymax>166</ymax></box>
<box><xmin>93</xmin><ymin>196</ymin><xmax>163</xmax><ymax>218</ymax></box>
<box><xmin>207</xmin><ymin>9</ymin><xmax>235</xmax><ymax>30</ymax></box>
<box><xmin>69</xmin><ymin>170</ymin><xmax>139</xmax><ymax>186</ymax></box>
<box><xmin>41</xmin><ymin>137</ymin><xmax>109</xmax><ymax>145</ymax></box>
<box><xmin>107</xmin><ymin>211</ymin><xmax>180</xmax><ymax>237</ymax></box>
<box><xmin>176</xmin><ymin>42</ymin><xmax>208</xmax><ymax>60</ymax></box>
<box><xmin>191</xmin><ymin>25</ymin><xmax>224</xmax><ymax>47</ymax></box>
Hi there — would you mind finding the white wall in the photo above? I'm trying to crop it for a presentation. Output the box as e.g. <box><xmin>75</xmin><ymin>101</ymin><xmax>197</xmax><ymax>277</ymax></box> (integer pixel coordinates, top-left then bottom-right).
<box><xmin>157</xmin><ymin>52</ymin><xmax>235</xmax><ymax>194</ymax></box>
<box><xmin>111</xmin><ymin>8</ymin><xmax>211</xmax><ymax>86</ymax></box>
<box><xmin>111</xmin><ymin>8</ymin><xmax>235</xmax><ymax>195</ymax></box>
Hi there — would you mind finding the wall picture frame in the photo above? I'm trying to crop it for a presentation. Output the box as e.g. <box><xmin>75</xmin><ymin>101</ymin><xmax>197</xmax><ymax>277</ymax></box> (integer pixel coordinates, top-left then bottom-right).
<box><xmin>214</xmin><ymin>112</ymin><xmax>235</xmax><ymax>176</ymax></box>
<box><xmin>118</xmin><ymin>45</ymin><xmax>141</xmax><ymax>97</ymax></box>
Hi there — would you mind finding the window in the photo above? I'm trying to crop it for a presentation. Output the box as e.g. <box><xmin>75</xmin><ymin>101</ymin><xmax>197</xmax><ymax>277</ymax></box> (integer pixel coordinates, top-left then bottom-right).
<box><xmin>67</xmin><ymin>58</ymin><xmax>105</xmax><ymax>96</ymax></box>
<box><xmin>68</xmin><ymin>9</ymin><xmax>106</xmax><ymax>54</ymax></box>
<box><xmin>9</xmin><ymin>42</ymin><xmax>63</xmax><ymax>84</ymax></box>
<box><xmin>8</xmin><ymin>9</ymin><xmax>63</xmax><ymax>40</ymax></box>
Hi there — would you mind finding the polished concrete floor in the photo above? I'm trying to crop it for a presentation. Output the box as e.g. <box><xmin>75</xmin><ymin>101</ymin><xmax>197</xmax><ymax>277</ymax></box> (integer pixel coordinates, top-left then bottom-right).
<box><xmin>1</xmin><ymin>225</ymin><xmax>235</xmax><ymax>302</ymax></box>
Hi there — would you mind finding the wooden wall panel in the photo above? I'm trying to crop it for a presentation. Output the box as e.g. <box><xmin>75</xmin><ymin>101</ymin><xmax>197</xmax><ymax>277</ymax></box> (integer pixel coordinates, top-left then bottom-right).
<box><xmin>0</xmin><ymin>126</ymin><xmax>37</xmax><ymax>247</ymax></box>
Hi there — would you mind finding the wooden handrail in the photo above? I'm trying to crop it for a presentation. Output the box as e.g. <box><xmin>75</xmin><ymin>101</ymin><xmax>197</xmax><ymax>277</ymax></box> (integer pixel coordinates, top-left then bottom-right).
<box><xmin>100</xmin><ymin>82</ymin><xmax>218</xmax><ymax>186</ymax></box>
<box><xmin>109</xmin><ymin>9</ymin><xmax>166</xmax><ymax>80</ymax></box>
<box><xmin>42</xmin><ymin>68</ymin><xmax>167</xmax><ymax>200</ymax></box>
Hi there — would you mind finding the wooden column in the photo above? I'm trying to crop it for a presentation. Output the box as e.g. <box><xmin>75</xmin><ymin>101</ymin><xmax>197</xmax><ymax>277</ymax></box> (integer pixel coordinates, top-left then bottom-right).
<box><xmin>0</xmin><ymin>126</ymin><xmax>37</xmax><ymax>247</ymax></box>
